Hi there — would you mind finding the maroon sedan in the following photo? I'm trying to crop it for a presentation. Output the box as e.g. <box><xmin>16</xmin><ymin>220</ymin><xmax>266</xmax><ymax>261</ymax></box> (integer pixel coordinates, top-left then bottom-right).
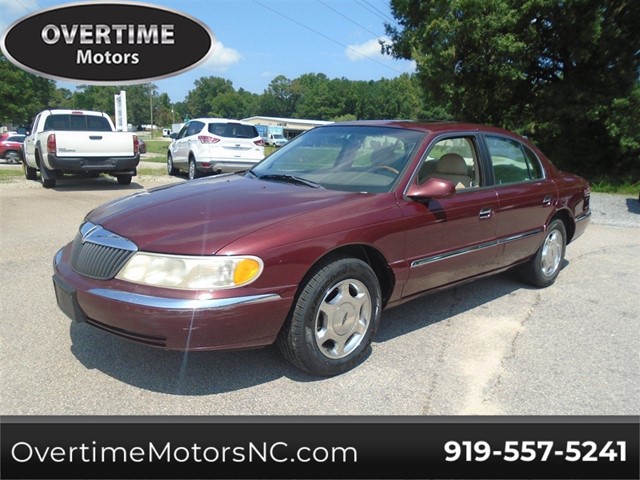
<box><xmin>53</xmin><ymin>121</ymin><xmax>591</xmax><ymax>376</ymax></box>
<box><xmin>0</xmin><ymin>132</ymin><xmax>25</xmax><ymax>163</ymax></box>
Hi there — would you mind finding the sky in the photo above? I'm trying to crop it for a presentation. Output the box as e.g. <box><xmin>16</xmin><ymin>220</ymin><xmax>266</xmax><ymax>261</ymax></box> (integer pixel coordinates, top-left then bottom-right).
<box><xmin>0</xmin><ymin>0</ymin><xmax>416</xmax><ymax>103</ymax></box>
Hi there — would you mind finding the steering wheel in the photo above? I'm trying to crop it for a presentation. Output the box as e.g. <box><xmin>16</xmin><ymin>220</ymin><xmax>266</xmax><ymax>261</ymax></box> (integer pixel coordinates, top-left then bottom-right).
<box><xmin>371</xmin><ymin>165</ymin><xmax>400</xmax><ymax>175</ymax></box>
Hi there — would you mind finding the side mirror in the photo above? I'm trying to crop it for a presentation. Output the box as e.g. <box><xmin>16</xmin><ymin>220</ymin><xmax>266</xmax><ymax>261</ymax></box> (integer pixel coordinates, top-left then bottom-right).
<box><xmin>169</xmin><ymin>133</ymin><xmax>178</xmax><ymax>140</ymax></box>
<box><xmin>406</xmin><ymin>177</ymin><xmax>456</xmax><ymax>201</ymax></box>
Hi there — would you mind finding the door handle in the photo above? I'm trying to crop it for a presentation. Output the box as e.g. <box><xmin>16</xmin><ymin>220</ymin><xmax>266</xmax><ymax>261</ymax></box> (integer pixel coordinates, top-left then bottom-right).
<box><xmin>479</xmin><ymin>207</ymin><xmax>493</xmax><ymax>219</ymax></box>
<box><xmin>542</xmin><ymin>195</ymin><xmax>553</xmax><ymax>206</ymax></box>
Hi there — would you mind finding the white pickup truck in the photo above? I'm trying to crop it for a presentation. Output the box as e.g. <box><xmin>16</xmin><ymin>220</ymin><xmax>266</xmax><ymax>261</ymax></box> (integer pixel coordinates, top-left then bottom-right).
<box><xmin>22</xmin><ymin>109</ymin><xmax>140</xmax><ymax>188</ymax></box>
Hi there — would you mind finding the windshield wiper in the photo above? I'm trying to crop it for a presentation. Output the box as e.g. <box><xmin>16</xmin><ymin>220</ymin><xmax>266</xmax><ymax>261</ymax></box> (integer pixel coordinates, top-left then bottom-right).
<box><xmin>257</xmin><ymin>174</ymin><xmax>324</xmax><ymax>189</ymax></box>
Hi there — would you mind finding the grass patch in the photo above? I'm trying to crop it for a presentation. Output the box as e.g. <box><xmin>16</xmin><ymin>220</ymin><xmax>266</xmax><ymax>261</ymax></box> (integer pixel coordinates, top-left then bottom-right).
<box><xmin>143</xmin><ymin>139</ymin><xmax>171</xmax><ymax>156</ymax></box>
<box><xmin>590</xmin><ymin>178</ymin><xmax>639</xmax><ymax>195</ymax></box>
<box><xmin>143</xmin><ymin>156</ymin><xmax>167</xmax><ymax>163</ymax></box>
<box><xmin>0</xmin><ymin>168</ymin><xmax>23</xmax><ymax>181</ymax></box>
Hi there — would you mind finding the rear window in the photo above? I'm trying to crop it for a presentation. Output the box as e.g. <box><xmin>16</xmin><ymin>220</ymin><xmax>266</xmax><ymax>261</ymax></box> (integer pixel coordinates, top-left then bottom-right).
<box><xmin>207</xmin><ymin>122</ymin><xmax>258</xmax><ymax>139</ymax></box>
<box><xmin>43</xmin><ymin>114</ymin><xmax>112</xmax><ymax>132</ymax></box>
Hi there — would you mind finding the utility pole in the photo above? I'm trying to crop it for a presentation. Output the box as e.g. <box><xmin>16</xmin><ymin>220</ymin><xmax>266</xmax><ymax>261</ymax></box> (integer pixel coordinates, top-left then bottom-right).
<box><xmin>149</xmin><ymin>87</ymin><xmax>154</xmax><ymax>139</ymax></box>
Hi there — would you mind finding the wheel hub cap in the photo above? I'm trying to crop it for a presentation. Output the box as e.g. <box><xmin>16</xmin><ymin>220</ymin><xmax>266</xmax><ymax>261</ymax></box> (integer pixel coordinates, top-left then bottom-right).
<box><xmin>541</xmin><ymin>231</ymin><xmax>562</xmax><ymax>276</ymax></box>
<box><xmin>314</xmin><ymin>279</ymin><xmax>371</xmax><ymax>359</ymax></box>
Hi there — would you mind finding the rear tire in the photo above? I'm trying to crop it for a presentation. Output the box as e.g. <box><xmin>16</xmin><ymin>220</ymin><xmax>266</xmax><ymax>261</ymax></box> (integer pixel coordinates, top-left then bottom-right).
<box><xmin>38</xmin><ymin>153</ymin><xmax>56</xmax><ymax>188</ymax></box>
<box><xmin>277</xmin><ymin>258</ymin><xmax>382</xmax><ymax>376</ymax></box>
<box><xmin>519</xmin><ymin>219</ymin><xmax>566</xmax><ymax>288</ymax></box>
<box><xmin>188</xmin><ymin>157</ymin><xmax>201</xmax><ymax>180</ymax></box>
<box><xmin>116</xmin><ymin>174</ymin><xmax>132</xmax><ymax>185</ymax></box>
<box><xmin>5</xmin><ymin>151</ymin><xmax>20</xmax><ymax>163</ymax></box>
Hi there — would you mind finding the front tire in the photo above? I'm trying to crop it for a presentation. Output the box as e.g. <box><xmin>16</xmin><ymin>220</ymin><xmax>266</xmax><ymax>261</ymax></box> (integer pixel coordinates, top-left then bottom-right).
<box><xmin>277</xmin><ymin>258</ymin><xmax>382</xmax><ymax>376</ymax></box>
<box><xmin>23</xmin><ymin>162</ymin><xmax>37</xmax><ymax>180</ymax></box>
<box><xmin>167</xmin><ymin>153</ymin><xmax>178</xmax><ymax>176</ymax></box>
<box><xmin>519</xmin><ymin>219</ymin><xmax>566</xmax><ymax>288</ymax></box>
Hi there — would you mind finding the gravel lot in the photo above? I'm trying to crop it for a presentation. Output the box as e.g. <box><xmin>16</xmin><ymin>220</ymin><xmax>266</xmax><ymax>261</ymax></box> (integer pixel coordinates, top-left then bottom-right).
<box><xmin>1</xmin><ymin>172</ymin><xmax>638</xmax><ymax>416</ymax></box>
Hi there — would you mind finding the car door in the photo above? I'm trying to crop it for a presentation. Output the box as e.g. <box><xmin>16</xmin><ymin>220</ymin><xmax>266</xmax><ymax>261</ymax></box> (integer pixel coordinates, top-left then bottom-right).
<box><xmin>400</xmin><ymin>135</ymin><xmax>501</xmax><ymax>297</ymax></box>
<box><xmin>483</xmin><ymin>135</ymin><xmax>558</xmax><ymax>266</ymax></box>
<box><xmin>23</xmin><ymin>113</ymin><xmax>42</xmax><ymax>167</ymax></box>
<box><xmin>171</xmin><ymin>122</ymin><xmax>192</xmax><ymax>168</ymax></box>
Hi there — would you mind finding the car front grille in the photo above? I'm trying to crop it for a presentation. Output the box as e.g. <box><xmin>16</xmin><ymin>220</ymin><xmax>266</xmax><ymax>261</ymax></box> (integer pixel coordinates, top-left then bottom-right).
<box><xmin>70</xmin><ymin>223</ymin><xmax>137</xmax><ymax>280</ymax></box>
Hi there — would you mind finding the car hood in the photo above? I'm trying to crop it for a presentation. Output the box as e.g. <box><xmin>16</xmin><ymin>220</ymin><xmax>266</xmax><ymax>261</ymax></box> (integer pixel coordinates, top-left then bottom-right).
<box><xmin>86</xmin><ymin>174</ymin><xmax>364</xmax><ymax>255</ymax></box>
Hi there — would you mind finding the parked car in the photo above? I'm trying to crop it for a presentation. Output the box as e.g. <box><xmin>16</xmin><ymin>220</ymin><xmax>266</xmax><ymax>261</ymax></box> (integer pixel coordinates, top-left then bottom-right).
<box><xmin>23</xmin><ymin>109</ymin><xmax>140</xmax><ymax>187</ymax></box>
<box><xmin>0</xmin><ymin>132</ymin><xmax>26</xmax><ymax>163</ymax></box>
<box><xmin>167</xmin><ymin>118</ymin><xmax>264</xmax><ymax>180</ymax></box>
<box><xmin>52</xmin><ymin>121</ymin><xmax>591</xmax><ymax>376</ymax></box>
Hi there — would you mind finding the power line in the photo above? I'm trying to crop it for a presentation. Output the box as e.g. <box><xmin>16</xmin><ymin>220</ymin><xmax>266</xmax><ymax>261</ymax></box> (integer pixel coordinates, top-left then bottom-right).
<box><xmin>317</xmin><ymin>0</ymin><xmax>383</xmax><ymax>38</ymax></box>
<box><xmin>14</xmin><ymin>0</ymin><xmax>37</xmax><ymax>14</ymax></box>
<box><xmin>355</xmin><ymin>0</ymin><xmax>396</xmax><ymax>25</ymax></box>
<box><xmin>251</xmin><ymin>0</ymin><xmax>404</xmax><ymax>75</ymax></box>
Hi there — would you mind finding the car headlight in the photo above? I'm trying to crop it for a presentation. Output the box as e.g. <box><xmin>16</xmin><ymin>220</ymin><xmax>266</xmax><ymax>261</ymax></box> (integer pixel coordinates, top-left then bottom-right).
<box><xmin>115</xmin><ymin>253</ymin><xmax>263</xmax><ymax>290</ymax></box>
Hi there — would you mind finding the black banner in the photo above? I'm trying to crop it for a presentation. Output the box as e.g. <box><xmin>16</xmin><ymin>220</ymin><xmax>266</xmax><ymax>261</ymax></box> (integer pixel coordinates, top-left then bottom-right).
<box><xmin>2</xmin><ymin>416</ymin><xmax>638</xmax><ymax>479</ymax></box>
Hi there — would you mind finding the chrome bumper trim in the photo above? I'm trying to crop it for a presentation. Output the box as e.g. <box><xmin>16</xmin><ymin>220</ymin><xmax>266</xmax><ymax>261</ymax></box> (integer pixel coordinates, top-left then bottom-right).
<box><xmin>575</xmin><ymin>210</ymin><xmax>592</xmax><ymax>222</ymax></box>
<box><xmin>87</xmin><ymin>289</ymin><xmax>281</xmax><ymax>310</ymax></box>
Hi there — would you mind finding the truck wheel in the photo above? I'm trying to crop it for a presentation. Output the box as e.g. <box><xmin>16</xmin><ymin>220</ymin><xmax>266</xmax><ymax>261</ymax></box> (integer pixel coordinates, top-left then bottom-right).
<box><xmin>277</xmin><ymin>258</ymin><xmax>382</xmax><ymax>376</ymax></box>
<box><xmin>23</xmin><ymin>162</ymin><xmax>37</xmax><ymax>180</ymax></box>
<box><xmin>117</xmin><ymin>174</ymin><xmax>132</xmax><ymax>185</ymax></box>
<box><xmin>167</xmin><ymin>153</ymin><xmax>178</xmax><ymax>176</ymax></box>
<box><xmin>38</xmin><ymin>154</ymin><xmax>56</xmax><ymax>188</ymax></box>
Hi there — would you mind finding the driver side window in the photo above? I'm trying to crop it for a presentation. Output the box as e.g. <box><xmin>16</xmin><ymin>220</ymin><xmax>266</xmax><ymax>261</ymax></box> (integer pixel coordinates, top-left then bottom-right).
<box><xmin>176</xmin><ymin>123</ymin><xmax>190</xmax><ymax>139</ymax></box>
<box><xmin>418</xmin><ymin>137</ymin><xmax>480</xmax><ymax>189</ymax></box>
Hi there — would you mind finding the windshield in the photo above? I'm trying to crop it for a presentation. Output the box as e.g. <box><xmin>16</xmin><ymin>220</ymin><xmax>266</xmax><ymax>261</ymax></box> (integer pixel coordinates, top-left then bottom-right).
<box><xmin>250</xmin><ymin>125</ymin><xmax>425</xmax><ymax>193</ymax></box>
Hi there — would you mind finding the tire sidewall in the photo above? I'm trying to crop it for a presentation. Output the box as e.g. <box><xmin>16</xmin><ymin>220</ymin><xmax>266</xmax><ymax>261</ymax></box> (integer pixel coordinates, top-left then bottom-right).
<box><xmin>532</xmin><ymin>219</ymin><xmax>566</xmax><ymax>287</ymax></box>
<box><xmin>293</xmin><ymin>258</ymin><xmax>382</xmax><ymax>376</ymax></box>
<box><xmin>167</xmin><ymin>153</ymin><xmax>174</xmax><ymax>175</ymax></box>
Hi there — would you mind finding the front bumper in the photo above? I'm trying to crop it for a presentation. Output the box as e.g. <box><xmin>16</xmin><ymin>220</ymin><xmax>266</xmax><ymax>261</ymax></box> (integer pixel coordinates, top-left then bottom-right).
<box><xmin>53</xmin><ymin>248</ymin><xmax>293</xmax><ymax>351</ymax></box>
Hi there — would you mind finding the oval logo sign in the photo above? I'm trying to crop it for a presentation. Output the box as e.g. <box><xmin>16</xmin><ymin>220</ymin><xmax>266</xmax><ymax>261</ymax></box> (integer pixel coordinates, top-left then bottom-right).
<box><xmin>0</xmin><ymin>2</ymin><xmax>214</xmax><ymax>84</ymax></box>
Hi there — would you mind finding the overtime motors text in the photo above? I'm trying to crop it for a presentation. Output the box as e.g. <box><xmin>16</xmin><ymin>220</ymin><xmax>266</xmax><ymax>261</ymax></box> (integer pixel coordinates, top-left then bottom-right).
<box><xmin>40</xmin><ymin>24</ymin><xmax>175</xmax><ymax>65</ymax></box>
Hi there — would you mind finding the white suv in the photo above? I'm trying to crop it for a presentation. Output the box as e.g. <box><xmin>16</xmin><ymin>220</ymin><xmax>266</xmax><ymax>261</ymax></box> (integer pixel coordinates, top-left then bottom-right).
<box><xmin>167</xmin><ymin>119</ymin><xmax>265</xmax><ymax>179</ymax></box>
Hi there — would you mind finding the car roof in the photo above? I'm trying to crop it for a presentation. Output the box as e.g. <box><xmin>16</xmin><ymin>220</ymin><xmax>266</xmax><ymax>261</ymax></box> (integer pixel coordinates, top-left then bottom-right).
<box><xmin>189</xmin><ymin>118</ymin><xmax>255</xmax><ymax>126</ymax></box>
<box><xmin>45</xmin><ymin>109</ymin><xmax>108</xmax><ymax>117</ymax></box>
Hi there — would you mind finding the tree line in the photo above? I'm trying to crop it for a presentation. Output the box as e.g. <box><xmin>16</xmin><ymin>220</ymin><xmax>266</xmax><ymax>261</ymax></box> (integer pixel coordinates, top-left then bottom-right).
<box><xmin>0</xmin><ymin>58</ymin><xmax>428</xmax><ymax>129</ymax></box>
<box><xmin>1</xmin><ymin>0</ymin><xmax>638</xmax><ymax>182</ymax></box>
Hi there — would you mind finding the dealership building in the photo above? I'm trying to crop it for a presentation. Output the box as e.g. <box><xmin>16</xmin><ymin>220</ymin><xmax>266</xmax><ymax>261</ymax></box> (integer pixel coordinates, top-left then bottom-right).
<box><xmin>242</xmin><ymin>116</ymin><xmax>333</xmax><ymax>140</ymax></box>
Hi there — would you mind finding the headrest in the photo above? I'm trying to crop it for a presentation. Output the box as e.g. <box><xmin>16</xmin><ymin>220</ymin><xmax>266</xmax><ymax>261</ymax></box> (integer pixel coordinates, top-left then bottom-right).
<box><xmin>436</xmin><ymin>153</ymin><xmax>468</xmax><ymax>175</ymax></box>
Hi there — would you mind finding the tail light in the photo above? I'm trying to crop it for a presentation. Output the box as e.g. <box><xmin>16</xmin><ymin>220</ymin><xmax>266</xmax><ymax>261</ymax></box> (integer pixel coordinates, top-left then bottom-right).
<box><xmin>47</xmin><ymin>134</ymin><xmax>56</xmax><ymax>154</ymax></box>
<box><xmin>198</xmin><ymin>135</ymin><xmax>220</xmax><ymax>144</ymax></box>
<box><xmin>133</xmin><ymin>135</ymin><xmax>139</xmax><ymax>154</ymax></box>
<box><xmin>254</xmin><ymin>139</ymin><xmax>265</xmax><ymax>147</ymax></box>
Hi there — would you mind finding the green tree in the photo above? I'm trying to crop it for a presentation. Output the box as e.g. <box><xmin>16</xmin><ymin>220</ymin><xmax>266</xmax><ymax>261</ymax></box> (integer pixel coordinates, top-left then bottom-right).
<box><xmin>259</xmin><ymin>75</ymin><xmax>295</xmax><ymax>117</ymax></box>
<box><xmin>292</xmin><ymin>73</ymin><xmax>343</xmax><ymax>120</ymax></box>
<box><xmin>73</xmin><ymin>85</ymin><xmax>119</xmax><ymax>114</ymax></box>
<box><xmin>184</xmin><ymin>76</ymin><xmax>235</xmax><ymax>117</ymax></box>
<box><xmin>72</xmin><ymin>84</ymin><xmax>163</xmax><ymax>127</ymax></box>
<box><xmin>385</xmin><ymin>0</ymin><xmax>640</xmax><ymax>179</ymax></box>
<box><xmin>152</xmin><ymin>92</ymin><xmax>174</xmax><ymax>128</ymax></box>
<box><xmin>0</xmin><ymin>54</ymin><xmax>56</xmax><ymax>125</ymax></box>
